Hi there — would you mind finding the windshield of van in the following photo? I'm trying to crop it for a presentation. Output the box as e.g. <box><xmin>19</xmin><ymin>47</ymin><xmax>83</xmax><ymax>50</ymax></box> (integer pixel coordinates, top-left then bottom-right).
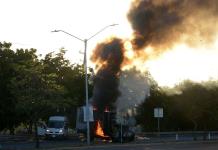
<box><xmin>48</xmin><ymin>121</ymin><xmax>64</xmax><ymax>128</ymax></box>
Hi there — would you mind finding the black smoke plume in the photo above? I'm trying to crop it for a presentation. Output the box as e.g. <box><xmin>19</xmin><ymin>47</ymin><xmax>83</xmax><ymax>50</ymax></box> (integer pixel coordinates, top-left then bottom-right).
<box><xmin>91</xmin><ymin>38</ymin><xmax>124</xmax><ymax>113</ymax></box>
<box><xmin>91</xmin><ymin>0</ymin><xmax>218</xmax><ymax>113</ymax></box>
<box><xmin>128</xmin><ymin>0</ymin><xmax>218</xmax><ymax>50</ymax></box>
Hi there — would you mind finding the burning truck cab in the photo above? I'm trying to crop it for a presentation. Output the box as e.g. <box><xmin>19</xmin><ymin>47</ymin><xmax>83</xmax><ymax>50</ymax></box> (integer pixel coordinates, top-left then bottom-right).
<box><xmin>76</xmin><ymin>106</ymin><xmax>135</xmax><ymax>142</ymax></box>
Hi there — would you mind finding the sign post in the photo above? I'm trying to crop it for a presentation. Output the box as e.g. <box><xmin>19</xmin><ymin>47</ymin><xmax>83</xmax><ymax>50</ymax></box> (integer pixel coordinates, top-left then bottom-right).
<box><xmin>116</xmin><ymin>115</ymin><xmax>125</xmax><ymax>143</ymax></box>
<box><xmin>83</xmin><ymin>105</ymin><xmax>94</xmax><ymax>122</ymax></box>
<box><xmin>154</xmin><ymin>108</ymin><xmax>163</xmax><ymax>136</ymax></box>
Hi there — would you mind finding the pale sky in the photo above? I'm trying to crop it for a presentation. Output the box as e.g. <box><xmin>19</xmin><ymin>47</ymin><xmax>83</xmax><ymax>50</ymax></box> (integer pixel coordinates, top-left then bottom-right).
<box><xmin>1</xmin><ymin>0</ymin><xmax>218</xmax><ymax>87</ymax></box>
<box><xmin>145</xmin><ymin>42</ymin><xmax>218</xmax><ymax>87</ymax></box>
<box><xmin>0</xmin><ymin>0</ymin><xmax>132</xmax><ymax>62</ymax></box>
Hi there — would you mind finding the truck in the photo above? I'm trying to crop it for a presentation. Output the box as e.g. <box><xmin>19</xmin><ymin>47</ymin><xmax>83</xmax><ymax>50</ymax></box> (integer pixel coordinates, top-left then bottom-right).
<box><xmin>76</xmin><ymin>106</ymin><xmax>135</xmax><ymax>142</ymax></box>
<box><xmin>45</xmin><ymin>116</ymin><xmax>68</xmax><ymax>139</ymax></box>
<box><xmin>76</xmin><ymin>106</ymin><xmax>95</xmax><ymax>141</ymax></box>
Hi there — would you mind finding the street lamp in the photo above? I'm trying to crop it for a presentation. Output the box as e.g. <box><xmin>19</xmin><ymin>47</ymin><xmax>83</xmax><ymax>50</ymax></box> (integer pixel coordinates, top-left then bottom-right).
<box><xmin>51</xmin><ymin>24</ymin><xmax>118</xmax><ymax>145</ymax></box>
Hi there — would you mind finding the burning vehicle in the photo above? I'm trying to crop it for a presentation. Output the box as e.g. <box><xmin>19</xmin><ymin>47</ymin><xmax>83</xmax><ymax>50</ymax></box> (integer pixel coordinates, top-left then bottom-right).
<box><xmin>75</xmin><ymin>38</ymin><xmax>136</xmax><ymax>142</ymax></box>
<box><xmin>76</xmin><ymin>106</ymin><xmax>135</xmax><ymax>143</ymax></box>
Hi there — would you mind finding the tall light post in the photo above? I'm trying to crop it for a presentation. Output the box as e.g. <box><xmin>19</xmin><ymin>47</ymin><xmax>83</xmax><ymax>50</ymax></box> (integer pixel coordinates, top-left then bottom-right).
<box><xmin>51</xmin><ymin>24</ymin><xmax>118</xmax><ymax>145</ymax></box>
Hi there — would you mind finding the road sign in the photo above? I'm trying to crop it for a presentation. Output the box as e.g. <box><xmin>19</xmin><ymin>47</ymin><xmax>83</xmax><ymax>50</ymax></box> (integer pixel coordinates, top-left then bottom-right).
<box><xmin>83</xmin><ymin>106</ymin><xmax>94</xmax><ymax>122</ymax></box>
<box><xmin>154</xmin><ymin>108</ymin><xmax>163</xmax><ymax>134</ymax></box>
<box><xmin>116</xmin><ymin>115</ymin><xmax>124</xmax><ymax>124</ymax></box>
<box><xmin>154</xmin><ymin>108</ymin><xmax>163</xmax><ymax>118</ymax></box>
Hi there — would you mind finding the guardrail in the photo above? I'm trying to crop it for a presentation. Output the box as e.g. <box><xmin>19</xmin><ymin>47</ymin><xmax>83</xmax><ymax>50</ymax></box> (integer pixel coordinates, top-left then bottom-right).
<box><xmin>135</xmin><ymin>131</ymin><xmax>218</xmax><ymax>142</ymax></box>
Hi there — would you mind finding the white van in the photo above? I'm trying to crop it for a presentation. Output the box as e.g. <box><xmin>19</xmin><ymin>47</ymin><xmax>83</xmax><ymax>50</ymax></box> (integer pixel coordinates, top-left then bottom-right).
<box><xmin>45</xmin><ymin>116</ymin><xmax>68</xmax><ymax>138</ymax></box>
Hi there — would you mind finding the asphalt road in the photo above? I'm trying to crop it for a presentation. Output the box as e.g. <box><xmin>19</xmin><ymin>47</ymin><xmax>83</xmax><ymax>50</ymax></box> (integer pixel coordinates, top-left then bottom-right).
<box><xmin>71</xmin><ymin>141</ymin><xmax>218</xmax><ymax>150</ymax></box>
<box><xmin>2</xmin><ymin>139</ymin><xmax>218</xmax><ymax>150</ymax></box>
<box><xmin>1</xmin><ymin>133</ymin><xmax>218</xmax><ymax>150</ymax></box>
<box><xmin>1</xmin><ymin>138</ymin><xmax>83</xmax><ymax>150</ymax></box>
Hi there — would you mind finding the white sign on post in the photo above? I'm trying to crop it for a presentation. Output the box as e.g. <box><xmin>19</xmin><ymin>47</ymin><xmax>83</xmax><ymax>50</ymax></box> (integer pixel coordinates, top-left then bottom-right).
<box><xmin>154</xmin><ymin>108</ymin><xmax>163</xmax><ymax>118</ymax></box>
<box><xmin>83</xmin><ymin>106</ymin><xmax>94</xmax><ymax>122</ymax></box>
<box><xmin>116</xmin><ymin>115</ymin><xmax>123</xmax><ymax>124</ymax></box>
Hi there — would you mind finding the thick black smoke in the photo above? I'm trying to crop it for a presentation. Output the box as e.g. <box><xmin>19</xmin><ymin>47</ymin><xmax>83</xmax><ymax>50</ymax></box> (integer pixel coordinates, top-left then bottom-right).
<box><xmin>91</xmin><ymin>38</ymin><xmax>124</xmax><ymax>113</ymax></box>
<box><xmin>91</xmin><ymin>0</ymin><xmax>218</xmax><ymax>113</ymax></box>
<box><xmin>128</xmin><ymin>0</ymin><xmax>218</xmax><ymax>50</ymax></box>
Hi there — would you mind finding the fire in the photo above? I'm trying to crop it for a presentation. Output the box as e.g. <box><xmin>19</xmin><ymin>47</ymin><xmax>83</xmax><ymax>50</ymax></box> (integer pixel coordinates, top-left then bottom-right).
<box><xmin>124</xmin><ymin>41</ymin><xmax>134</xmax><ymax>59</ymax></box>
<box><xmin>95</xmin><ymin>120</ymin><xmax>106</xmax><ymax>137</ymax></box>
<box><xmin>104</xmin><ymin>106</ymin><xmax>109</xmax><ymax>112</ymax></box>
<box><xmin>95</xmin><ymin>120</ymin><xmax>111</xmax><ymax>142</ymax></box>
<box><xmin>93</xmin><ymin>106</ymin><xmax>98</xmax><ymax>111</ymax></box>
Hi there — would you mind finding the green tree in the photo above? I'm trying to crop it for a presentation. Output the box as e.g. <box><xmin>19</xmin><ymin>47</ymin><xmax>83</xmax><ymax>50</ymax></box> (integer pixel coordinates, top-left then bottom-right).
<box><xmin>0</xmin><ymin>42</ymin><xmax>93</xmax><ymax>133</ymax></box>
<box><xmin>0</xmin><ymin>42</ymin><xmax>19</xmax><ymax>133</ymax></box>
<box><xmin>9</xmin><ymin>48</ymin><xmax>66</xmax><ymax>133</ymax></box>
<box><xmin>136</xmin><ymin>79</ymin><xmax>218</xmax><ymax>132</ymax></box>
<box><xmin>136</xmin><ymin>73</ymin><xmax>170</xmax><ymax>131</ymax></box>
<box><xmin>41</xmin><ymin>49</ymin><xmax>93</xmax><ymax>127</ymax></box>
<box><xmin>175</xmin><ymin>80</ymin><xmax>218</xmax><ymax>131</ymax></box>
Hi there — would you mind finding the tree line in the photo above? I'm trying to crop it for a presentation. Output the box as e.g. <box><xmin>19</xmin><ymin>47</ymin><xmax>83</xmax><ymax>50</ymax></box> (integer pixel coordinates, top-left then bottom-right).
<box><xmin>136</xmin><ymin>78</ymin><xmax>218</xmax><ymax>132</ymax></box>
<box><xmin>1</xmin><ymin>41</ymin><xmax>218</xmax><ymax>134</ymax></box>
<box><xmin>0</xmin><ymin>42</ymin><xmax>93</xmax><ymax>134</ymax></box>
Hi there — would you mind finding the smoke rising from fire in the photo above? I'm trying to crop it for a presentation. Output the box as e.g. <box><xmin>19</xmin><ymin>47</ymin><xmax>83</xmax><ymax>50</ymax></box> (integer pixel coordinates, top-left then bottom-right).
<box><xmin>128</xmin><ymin>0</ymin><xmax>218</xmax><ymax>51</ymax></box>
<box><xmin>116</xmin><ymin>68</ymin><xmax>149</xmax><ymax>113</ymax></box>
<box><xmin>91</xmin><ymin>0</ymin><xmax>218</xmax><ymax>112</ymax></box>
<box><xmin>91</xmin><ymin>38</ymin><xmax>125</xmax><ymax>112</ymax></box>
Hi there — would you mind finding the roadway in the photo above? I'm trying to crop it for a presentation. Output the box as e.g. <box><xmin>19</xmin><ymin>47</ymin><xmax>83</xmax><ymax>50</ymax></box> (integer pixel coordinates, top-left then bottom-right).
<box><xmin>1</xmin><ymin>133</ymin><xmax>218</xmax><ymax>150</ymax></box>
<box><xmin>2</xmin><ymin>138</ymin><xmax>218</xmax><ymax>150</ymax></box>
<box><xmin>68</xmin><ymin>141</ymin><xmax>218</xmax><ymax>150</ymax></box>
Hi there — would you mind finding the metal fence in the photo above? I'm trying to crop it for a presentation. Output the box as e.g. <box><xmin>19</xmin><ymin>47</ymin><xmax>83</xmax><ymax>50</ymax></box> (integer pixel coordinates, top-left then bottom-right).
<box><xmin>135</xmin><ymin>131</ymin><xmax>218</xmax><ymax>143</ymax></box>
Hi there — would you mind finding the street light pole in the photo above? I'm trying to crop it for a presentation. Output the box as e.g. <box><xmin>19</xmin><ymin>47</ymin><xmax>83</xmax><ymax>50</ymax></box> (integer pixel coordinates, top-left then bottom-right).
<box><xmin>51</xmin><ymin>24</ymin><xmax>118</xmax><ymax>145</ymax></box>
<box><xmin>84</xmin><ymin>39</ymin><xmax>90</xmax><ymax>144</ymax></box>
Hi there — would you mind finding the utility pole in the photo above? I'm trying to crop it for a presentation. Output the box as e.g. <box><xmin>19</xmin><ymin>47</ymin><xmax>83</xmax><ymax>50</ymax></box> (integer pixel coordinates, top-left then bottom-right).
<box><xmin>51</xmin><ymin>24</ymin><xmax>118</xmax><ymax>145</ymax></box>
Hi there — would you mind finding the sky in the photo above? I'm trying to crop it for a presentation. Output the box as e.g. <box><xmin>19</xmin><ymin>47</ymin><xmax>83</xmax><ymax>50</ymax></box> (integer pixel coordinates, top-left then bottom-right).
<box><xmin>0</xmin><ymin>0</ymin><xmax>132</xmax><ymax>62</ymax></box>
<box><xmin>1</xmin><ymin>0</ymin><xmax>218</xmax><ymax>87</ymax></box>
<box><xmin>145</xmin><ymin>42</ymin><xmax>218</xmax><ymax>87</ymax></box>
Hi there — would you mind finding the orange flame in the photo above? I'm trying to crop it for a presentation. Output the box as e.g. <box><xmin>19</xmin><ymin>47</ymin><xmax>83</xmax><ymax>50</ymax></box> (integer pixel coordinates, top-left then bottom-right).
<box><xmin>95</xmin><ymin>120</ymin><xmax>105</xmax><ymax>137</ymax></box>
<box><xmin>104</xmin><ymin>107</ymin><xmax>109</xmax><ymax>112</ymax></box>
